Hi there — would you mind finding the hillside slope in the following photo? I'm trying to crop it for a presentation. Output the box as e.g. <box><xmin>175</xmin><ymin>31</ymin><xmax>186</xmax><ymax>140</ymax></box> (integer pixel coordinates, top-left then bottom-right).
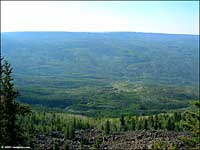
<box><xmin>1</xmin><ymin>32</ymin><xmax>199</xmax><ymax>116</ymax></box>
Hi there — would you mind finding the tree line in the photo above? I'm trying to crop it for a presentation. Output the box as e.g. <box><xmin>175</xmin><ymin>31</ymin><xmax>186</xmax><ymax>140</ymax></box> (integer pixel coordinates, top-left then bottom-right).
<box><xmin>103</xmin><ymin>112</ymin><xmax>184</xmax><ymax>134</ymax></box>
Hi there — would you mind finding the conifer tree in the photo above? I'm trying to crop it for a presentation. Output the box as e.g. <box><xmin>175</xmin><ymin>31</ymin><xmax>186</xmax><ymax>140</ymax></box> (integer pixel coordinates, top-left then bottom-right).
<box><xmin>105</xmin><ymin>120</ymin><xmax>110</xmax><ymax>134</ymax></box>
<box><xmin>148</xmin><ymin>115</ymin><xmax>154</xmax><ymax>129</ymax></box>
<box><xmin>154</xmin><ymin>115</ymin><xmax>158</xmax><ymax>130</ymax></box>
<box><xmin>174</xmin><ymin>112</ymin><xmax>181</xmax><ymax>122</ymax></box>
<box><xmin>0</xmin><ymin>57</ymin><xmax>6</xmax><ymax>145</ymax></box>
<box><xmin>158</xmin><ymin>121</ymin><xmax>162</xmax><ymax>130</ymax></box>
<box><xmin>64</xmin><ymin>126</ymin><xmax>70</xmax><ymax>139</ymax></box>
<box><xmin>69</xmin><ymin>125</ymin><xmax>75</xmax><ymax>139</ymax></box>
<box><xmin>131</xmin><ymin>117</ymin><xmax>136</xmax><ymax>131</ymax></box>
<box><xmin>120</xmin><ymin>115</ymin><xmax>125</xmax><ymax>126</ymax></box>
<box><xmin>166</xmin><ymin>117</ymin><xmax>175</xmax><ymax>130</ymax></box>
<box><xmin>137</xmin><ymin>119</ymin><xmax>142</xmax><ymax>130</ymax></box>
<box><xmin>120</xmin><ymin>115</ymin><xmax>127</xmax><ymax>131</ymax></box>
<box><xmin>0</xmin><ymin>59</ymin><xmax>31</xmax><ymax>146</ymax></box>
<box><xmin>144</xmin><ymin>119</ymin><xmax>148</xmax><ymax>130</ymax></box>
<box><xmin>1</xmin><ymin>60</ymin><xmax>21</xmax><ymax>145</ymax></box>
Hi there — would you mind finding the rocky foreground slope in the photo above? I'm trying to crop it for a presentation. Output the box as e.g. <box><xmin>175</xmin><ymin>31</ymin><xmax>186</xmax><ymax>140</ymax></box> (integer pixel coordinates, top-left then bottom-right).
<box><xmin>33</xmin><ymin>129</ymin><xmax>192</xmax><ymax>149</ymax></box>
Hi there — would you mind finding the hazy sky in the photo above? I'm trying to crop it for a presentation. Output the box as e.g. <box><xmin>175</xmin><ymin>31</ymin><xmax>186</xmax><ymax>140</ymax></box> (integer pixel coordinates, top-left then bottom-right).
<box><xmin>1</xmin><ymin>1</ymin><xmax>199</xmax><ymax>35</ymax></box>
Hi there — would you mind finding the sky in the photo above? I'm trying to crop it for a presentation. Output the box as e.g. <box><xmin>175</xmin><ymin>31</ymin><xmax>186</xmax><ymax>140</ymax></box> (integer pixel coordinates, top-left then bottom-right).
<box><xmin>1</xmin><ymin>1</ymin><xmax>199</xmax><ymax>35</ymax></box>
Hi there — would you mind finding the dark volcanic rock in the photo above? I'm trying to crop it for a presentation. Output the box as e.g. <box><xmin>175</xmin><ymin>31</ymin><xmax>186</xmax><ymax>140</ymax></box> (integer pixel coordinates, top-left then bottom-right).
<box><xmin>50</xmin><ymin>131</ymin><xmax>64</xmax><ymax>138</ymax></box>
<box><xmin>33</xmin><ymin>129</ymin><xmax>191</xmax><ymax>150</ymax></box>
<box><xmin>100</xmin><ymin>130</ymin><xmax>190</xmax><ymax>150</ymax></box>
<box><xmin>36</xmin><ymin>134</ymin><xmax>45</xmax><ymax>141</ymax></box>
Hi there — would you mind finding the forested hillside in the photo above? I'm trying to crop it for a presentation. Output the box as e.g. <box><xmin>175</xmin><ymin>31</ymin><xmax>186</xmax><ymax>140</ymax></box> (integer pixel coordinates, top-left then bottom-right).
<box><xmin>1</xmin><ymin>32</ymin><xmax>199</xmax><ymax>116</ymax></box>
<box><xmin>1</xmin><ymin>32</ymin><xmax>199</xmax><ymax>149</ymax></box>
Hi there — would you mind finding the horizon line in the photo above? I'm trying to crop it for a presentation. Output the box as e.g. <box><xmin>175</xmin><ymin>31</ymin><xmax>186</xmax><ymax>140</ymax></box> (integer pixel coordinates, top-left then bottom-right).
<box><xmin>1</xmin><ymin>31</ymin><xmax>199</xmax><ymax>36</ymax></box>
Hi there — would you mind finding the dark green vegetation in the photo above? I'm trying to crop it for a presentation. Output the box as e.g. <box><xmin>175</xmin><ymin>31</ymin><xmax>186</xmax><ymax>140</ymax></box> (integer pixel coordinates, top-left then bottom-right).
<box><xmin>0</xmin><ymin>58</ymin><xmax>31</xmax><ymax>146</ymax></box>
<box><xmin>15</xmin><ymin>102</ymin><xmax>200</xmax><ymax>149</ymax></box>
<box><xmin>180</xmin><ymin>101</ymin><xmax>200</xmax><ymax>149</ymax></box>
<box><xmin>1</xmin><ymin>32</ymin><xmax>199</xmax><ymax>116</ymax></box>
<box><xmin>0</xmin><ymin>58</ymin><xmax>199</xmax><ymax>149</ymax></box>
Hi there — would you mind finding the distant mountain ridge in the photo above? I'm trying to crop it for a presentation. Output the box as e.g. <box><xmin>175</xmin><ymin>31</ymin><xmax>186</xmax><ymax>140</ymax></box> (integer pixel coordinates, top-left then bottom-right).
<box><xmin>2</xmin><ymin>32</ymin><xmax>199</xmax><ymax>86</ymax></box>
